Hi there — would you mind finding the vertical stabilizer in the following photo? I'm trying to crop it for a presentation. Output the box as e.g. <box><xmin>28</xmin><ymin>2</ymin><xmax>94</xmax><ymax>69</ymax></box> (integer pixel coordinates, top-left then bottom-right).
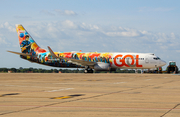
<box><xmin>16</xmin><ymin>24</ymin><xmax>46</xmax><ymax>54</ymax></box>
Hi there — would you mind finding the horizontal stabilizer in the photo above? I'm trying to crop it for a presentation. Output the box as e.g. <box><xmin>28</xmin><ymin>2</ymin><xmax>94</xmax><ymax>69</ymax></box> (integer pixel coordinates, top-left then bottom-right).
<box><xmin>7</xmin><ymin>50</ymin><xmax>31</xmax><ymax>56</ymax></box>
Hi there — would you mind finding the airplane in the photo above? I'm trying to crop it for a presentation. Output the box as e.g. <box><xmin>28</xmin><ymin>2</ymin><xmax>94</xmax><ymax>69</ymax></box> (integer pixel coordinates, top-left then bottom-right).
<box><xmin>7</xmin><ymin>24</ymin><xmax>166</xmax><ymax>73</ymax></box>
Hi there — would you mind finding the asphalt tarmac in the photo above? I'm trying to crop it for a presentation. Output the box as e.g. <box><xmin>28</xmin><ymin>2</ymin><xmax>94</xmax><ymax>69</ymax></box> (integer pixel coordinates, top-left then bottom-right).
<box><xmin>0</xmin><ymin>73</ymin><xmax>180</xmax><ymax>117</ymax></box>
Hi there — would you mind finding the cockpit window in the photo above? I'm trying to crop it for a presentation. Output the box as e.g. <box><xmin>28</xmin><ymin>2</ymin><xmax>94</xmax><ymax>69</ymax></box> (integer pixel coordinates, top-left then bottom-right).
<box><xmin>153</xmin><ymin>57</ymin><xmax>161</xmax><ymax>60</ymax></box>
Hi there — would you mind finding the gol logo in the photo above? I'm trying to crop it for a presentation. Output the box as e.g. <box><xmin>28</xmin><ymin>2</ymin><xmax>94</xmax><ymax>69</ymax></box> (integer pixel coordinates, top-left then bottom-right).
<box><xmin>114</xmin><ymin>55</ymin><xmax>143</xmax><ymax>67</ymax></box>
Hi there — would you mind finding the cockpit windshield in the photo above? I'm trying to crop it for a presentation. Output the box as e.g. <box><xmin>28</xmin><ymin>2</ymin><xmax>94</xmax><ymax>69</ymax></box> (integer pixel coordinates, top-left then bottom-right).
<box><xmin>153</xmin><ymin>57</ymin><xmax>161</xmax><ymax>60</ymax></box>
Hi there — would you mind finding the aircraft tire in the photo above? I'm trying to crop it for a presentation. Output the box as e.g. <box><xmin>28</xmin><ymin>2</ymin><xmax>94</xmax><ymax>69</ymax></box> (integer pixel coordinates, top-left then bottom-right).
<box><xmin>84</xmin><ymin>69</ymin><xmax>88</xmax><ymax>73</ymax></box>
<box><xmin>89</xmin><ymin>69</ymin><xmax>94</xmax><ymax>73</ymax></box>
<box><xmin>84</xmin><ymin>69</ymin><xmax>93</xmax><ymax>73</ymax></box>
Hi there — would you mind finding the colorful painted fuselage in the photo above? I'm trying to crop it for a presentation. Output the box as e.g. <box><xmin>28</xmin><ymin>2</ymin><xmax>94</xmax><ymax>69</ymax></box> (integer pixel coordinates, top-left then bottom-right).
<box><xmin>21</xmin><ymin>51</ymin><xmax>165</xmax><ymax>69</ymax></box>
<box><xmin>16</xmin><ymin>24</ymin><xmax>166</xmax><ymax>70</ymax></box>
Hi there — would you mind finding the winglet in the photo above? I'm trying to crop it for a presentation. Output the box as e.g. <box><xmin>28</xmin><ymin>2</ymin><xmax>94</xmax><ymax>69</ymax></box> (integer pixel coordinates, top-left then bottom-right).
<box><xmin>47</xmin><ymin>46</ymin><xmax>58</xmax><ymax>59</ymax></box>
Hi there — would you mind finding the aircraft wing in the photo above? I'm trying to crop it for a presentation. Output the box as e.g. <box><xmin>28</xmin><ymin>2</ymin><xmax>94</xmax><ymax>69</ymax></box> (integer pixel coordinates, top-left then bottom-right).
<box><xmin>7</xmin><ymin>50</ymin><xmax>31</xmax><ymax>56</ymax></box>
<box><xmin>47</xmin><ymin>46</ymin><xmax>96</xmax><ymax>66</ymax></box>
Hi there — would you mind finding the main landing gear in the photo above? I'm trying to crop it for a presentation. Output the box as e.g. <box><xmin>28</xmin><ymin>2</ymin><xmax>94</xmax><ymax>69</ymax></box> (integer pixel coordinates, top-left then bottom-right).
<box><xmin>84</xmin><ymin>66</ymin><xmax>94</xmax><ymax>73</ymax></box>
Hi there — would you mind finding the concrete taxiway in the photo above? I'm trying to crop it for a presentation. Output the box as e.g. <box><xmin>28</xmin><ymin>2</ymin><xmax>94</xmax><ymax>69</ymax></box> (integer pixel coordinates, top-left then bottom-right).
<box><xmin>0</xmin><ymin>73</ymin><xmax>180</xmax><ymax>117</ymax></box>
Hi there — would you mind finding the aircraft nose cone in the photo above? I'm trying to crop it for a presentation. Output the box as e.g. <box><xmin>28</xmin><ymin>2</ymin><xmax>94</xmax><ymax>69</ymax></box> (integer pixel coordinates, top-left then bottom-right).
<box><xmin>161</xmin><ymin>60</ymin><xmax>166</xmax><ymax>66</ymax></box>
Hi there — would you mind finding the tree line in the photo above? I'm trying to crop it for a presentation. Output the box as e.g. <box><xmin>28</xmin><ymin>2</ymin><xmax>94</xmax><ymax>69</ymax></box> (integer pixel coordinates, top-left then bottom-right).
<box><xmin>0</xmin><ymin>67</ymin><xmax>138</xmax><ymax>73</ymax></box>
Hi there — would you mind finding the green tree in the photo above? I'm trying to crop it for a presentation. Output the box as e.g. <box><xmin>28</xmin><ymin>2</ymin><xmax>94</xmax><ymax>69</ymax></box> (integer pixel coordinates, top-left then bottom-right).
<box><xmin>3</xmin><ymin>68</ymin><xmax>8</xmax><ymax>72</ymax></box>
<box><xmin>53</xmin><ymin>69</ymin><xmax>58</xmax><ymax>73</ymax></box>
<box><xmin>10</xmin><ymin>68</ymin><xmax>17</xmax><ymax>73</ymax></box>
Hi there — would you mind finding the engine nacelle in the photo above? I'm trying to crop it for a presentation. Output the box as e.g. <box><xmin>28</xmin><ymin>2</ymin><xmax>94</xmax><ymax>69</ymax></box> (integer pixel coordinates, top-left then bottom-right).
<box><xmin>94</xmin><ymin>62</ymin><xmax>111</xmax><ymax>71</ymax></box>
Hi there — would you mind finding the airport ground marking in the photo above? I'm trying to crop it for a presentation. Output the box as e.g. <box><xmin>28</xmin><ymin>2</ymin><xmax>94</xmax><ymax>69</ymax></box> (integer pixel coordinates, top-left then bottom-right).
<box><xmin>0</xmin><ymin>85</ymin><xmax>155</xmax><ymax>116</ymax></box>
<box><xmin>0</xmin><ymin>79</ymin><xmax>178</xmax><ymax>116</ymax></box>
<box><xmin>51</xmin><ymin>96</ymin><xmax>73</xmax><ymax>99</ymax></box>
<box><xmin>45</xmin><ymin>88</ymin><xmax>74</xmax><ymax>92</ymax></box>
<box><xmin>51</xmin><ymin>94</ymin><xmax>84</xmax><ymax>99</ymax></box>
<box><xmin>0</xmin><ymin>93</ymin><xmax>19</xmax><ymax>97</ymax></box>
<box><xmin>114</xmin><ymin>82</ymin><xmax>126</xmax><ymax>84</ymax></box>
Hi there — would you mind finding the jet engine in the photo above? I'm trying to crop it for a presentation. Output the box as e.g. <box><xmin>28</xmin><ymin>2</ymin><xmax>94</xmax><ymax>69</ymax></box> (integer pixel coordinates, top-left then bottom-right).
<box><xmin>94</xmin><ymin>62</ymin><xmax>111</xmax><ymax>71</ymax></box>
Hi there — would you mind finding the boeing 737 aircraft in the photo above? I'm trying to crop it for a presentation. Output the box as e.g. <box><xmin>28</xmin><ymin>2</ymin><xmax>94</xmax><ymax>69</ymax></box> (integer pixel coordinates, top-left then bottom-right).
<box><xmin>8</xmin><ymin>24</ymin><xmax>166</xmax><ymax>73</ymax></box>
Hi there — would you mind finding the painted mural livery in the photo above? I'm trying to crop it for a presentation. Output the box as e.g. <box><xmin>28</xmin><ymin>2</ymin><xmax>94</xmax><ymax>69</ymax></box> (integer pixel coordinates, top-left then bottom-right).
<box><xmin>16</xmin><ymin>24</ymin><xmax>143</xmax><ymax>69</ymax></box>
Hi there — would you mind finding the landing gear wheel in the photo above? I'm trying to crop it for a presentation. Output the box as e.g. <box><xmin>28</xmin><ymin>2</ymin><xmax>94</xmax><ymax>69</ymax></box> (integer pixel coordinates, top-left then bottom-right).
<box><xmin>89</xmin><ymin>69</ymin><xmax>93</xmax><ymax>73</ymax></box>
<box><xmin>84</xmin><ymin>67</ymin><xmax>94</xmax><ymax>73</ymax></box>
<box><xmin>84</xmin><ymin>69</ymin><xmax>88</xmax><ymax>73</ymax></box>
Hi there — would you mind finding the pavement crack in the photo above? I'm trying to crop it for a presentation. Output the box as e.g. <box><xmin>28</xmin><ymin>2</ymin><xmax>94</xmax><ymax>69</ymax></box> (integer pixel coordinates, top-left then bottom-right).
<box><xmin>160</xmin><ymin>103</ymin><xmax>180</xmax><ymax>117</ymax></box>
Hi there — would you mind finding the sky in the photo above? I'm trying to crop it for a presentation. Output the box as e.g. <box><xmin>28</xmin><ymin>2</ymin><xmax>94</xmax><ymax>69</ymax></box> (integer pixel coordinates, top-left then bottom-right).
<box><xmin>0</xmin><ymin>0</ymin><xmax>180</xmax><ymax>70</ymax></box>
